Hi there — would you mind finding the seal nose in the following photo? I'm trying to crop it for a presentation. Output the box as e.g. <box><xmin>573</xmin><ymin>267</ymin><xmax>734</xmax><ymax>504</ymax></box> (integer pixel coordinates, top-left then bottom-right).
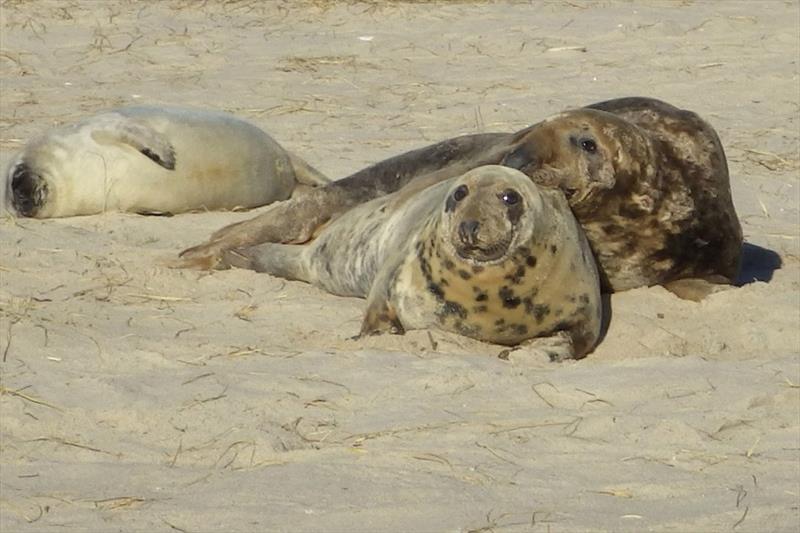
<box><xmin>459</xmin><ymin>220</ymin><xmax>480</xmax><ymax>245</ymax></box>
<box><xmin>10</xmin><ymin>163</ymin><xmax>43</xmax><ymax>217</ymax></box>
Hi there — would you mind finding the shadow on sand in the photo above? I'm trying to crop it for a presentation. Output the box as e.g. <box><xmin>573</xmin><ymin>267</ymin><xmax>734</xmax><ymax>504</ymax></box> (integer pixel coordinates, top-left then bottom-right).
<box><xmin>737</xmin><ymin>242</ymin><xmax>783</xmax><ymax>285</ymax></box>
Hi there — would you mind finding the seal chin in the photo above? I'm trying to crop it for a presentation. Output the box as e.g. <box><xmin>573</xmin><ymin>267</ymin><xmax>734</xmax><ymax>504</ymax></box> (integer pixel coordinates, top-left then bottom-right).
<box><xmin>9</xmin><ymin>163</ymin><xmax>47</xmax><ymax>217</ymax></box>
<box><xmin>454</xmin><ymin>239</ymin><xmax>511</xmax><ymax>263</ymax></box>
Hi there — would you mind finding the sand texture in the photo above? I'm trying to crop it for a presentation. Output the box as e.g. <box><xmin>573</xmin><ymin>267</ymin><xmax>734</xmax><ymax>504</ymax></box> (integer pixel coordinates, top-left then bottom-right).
<box><xmin>1</xmin><ymin>1</ymin><xmax>798</xmax><ymax>531</ymax></box>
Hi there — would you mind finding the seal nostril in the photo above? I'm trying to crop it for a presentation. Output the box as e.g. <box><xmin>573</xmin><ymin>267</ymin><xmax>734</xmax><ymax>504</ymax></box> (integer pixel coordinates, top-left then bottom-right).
<box><xmin>459</xmin><ymin>220</ymin><xmax>480</xmax><ymax>244</ymax></box>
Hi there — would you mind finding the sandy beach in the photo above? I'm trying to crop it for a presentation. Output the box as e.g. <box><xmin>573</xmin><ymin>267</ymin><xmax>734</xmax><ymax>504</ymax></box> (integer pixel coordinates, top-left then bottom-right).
<box><xmin>1</xmin><ymin>1</ymin><xmax>798</xmax><ymax>531</ymax></box>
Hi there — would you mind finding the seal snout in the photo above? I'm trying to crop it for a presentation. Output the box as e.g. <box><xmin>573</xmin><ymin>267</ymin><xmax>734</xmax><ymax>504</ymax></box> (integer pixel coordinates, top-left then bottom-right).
<box><xmin>454</xmin><ymin>218</ymin><xmax>511</xmax><ymax>263</ymax></box>
<box><xmin>10</xmin><ymin>163</ymin><xmax>47</xmax><ymax>217</ymax></box>
<box><xmin>458</xmin><ymin>220</ymin><xmax>480</xmax><ymax>246</ymax></box>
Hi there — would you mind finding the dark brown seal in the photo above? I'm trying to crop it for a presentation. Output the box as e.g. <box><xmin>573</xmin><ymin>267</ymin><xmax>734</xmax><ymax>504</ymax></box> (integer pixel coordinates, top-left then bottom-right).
<box><xmin>177</xmin><ymin>97</ymin><xmax>742</xmax><ymax>299</ymax></box>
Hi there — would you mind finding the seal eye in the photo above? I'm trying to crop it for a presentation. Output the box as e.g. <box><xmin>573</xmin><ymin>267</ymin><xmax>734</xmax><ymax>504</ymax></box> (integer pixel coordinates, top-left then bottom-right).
<box><xmin>580</xmin><ymin>138</ymin><xmax>597</xmax><ymax>154</ymax></box>
<box><xmin>501</xmin><ymin>189</ymin><xmax>521</xmax><ymax>206</ymax></box>
<box><xmin>453</xmin><ymin>185</ymin><xmax>469</xmax><ymax>202</ymax></box>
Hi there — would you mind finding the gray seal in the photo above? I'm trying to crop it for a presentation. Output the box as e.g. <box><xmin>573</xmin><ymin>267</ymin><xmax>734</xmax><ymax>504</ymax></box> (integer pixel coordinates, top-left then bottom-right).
<box><xmin>226</xmin><ymin>165</ymin><xmax>602</xmax><ymax>360</ymax></box>
<box><xmin>6</xmin><ymin>106</ymin><xmax>328</xmax><ymax>217</ymax></box>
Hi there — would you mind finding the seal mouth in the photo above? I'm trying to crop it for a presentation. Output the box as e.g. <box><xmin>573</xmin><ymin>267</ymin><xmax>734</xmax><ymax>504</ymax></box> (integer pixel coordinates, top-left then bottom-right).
<box><xmin>10</xmin><ymin>163</ymin><xmax>47</xmax><ymax>217</ymax></box>
<box><xmin>455</xmin><ymin>238</ymin><xmax>512</xmax><ymax>263</ymax></box>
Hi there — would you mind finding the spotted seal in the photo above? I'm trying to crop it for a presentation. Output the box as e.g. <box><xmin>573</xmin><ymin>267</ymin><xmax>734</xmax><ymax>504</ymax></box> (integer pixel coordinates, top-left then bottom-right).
<box><xmin>178</xmin><ymin>97</ymin><xmax>742</xmax><ymax>300</ymax></box>
<box><xmin>5</xmin><ymin>106</ymin><xmax>328</xmax><ymax>217</ymax></box>
<box><xmin>226</xmin><ymin>165</ymin><xmax>602</xmax><ymax>360</ymax></box>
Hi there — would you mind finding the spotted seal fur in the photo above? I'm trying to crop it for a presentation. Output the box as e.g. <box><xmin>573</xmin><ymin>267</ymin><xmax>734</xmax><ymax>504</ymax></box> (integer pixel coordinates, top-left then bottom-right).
<box><xmin>226</xmin><ymin>165</ymin><xmax>602</xmax><ymax>360</ymax></box>
<box><xmin>178</xmin><ymin>97</ymin><xmax>741</xmax><ymax>300</ymax></box>
<box><xmin>5</xmin><ymin>106</ymin><xmax>328</xmax><ymax>218</ymax></box>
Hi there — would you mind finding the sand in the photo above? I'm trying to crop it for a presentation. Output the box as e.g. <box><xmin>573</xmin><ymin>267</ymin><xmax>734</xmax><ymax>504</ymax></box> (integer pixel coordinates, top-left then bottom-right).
<box><xmin>1</xmin><ymin>1</ymin><xmax>798</xmax><ymax>531</ymax></box>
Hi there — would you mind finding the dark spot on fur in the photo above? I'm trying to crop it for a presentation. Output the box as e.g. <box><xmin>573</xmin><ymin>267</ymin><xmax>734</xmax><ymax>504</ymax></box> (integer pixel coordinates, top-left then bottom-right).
<box><xmin>550</xmin><ymin>244</ymin><xmax>558</xmax><ymax>254</ymax></box>
<box><xmin>428</xmin><ymin>282</ymin><xmax>444</xmax><ymax>299</ymax></box>
<box><xmin>579</xmin><ymin>293</ymin><xmax>590</xmax><ymax>304</ymax></box>
<box><xmin>473</xmin><ymin>305</ymin><xmax>488</xmax><ymax>313</ymax></box>
<box><xmin>504</xmin><ymin>264</ymin><xmax>526</xmax><ymax>285</ymax></box>
<box><xmin>523</xmin><ymin>297</ymin><xmax>533</xmax><ymax>314</ymax></box>
<box><xmin>526</xmin><ymin>255</ymin><xmax>537</xmax><ymax>268</ymax></box>
<box><xmin>532</xmin><ymin>304</ymin><xmax>551</xmax><ymax>324</ymax></box>
<box><xmin>495</xmin><ymin>318</ymin><xmax>505</xmax><ymax>326</ymax></box>
<box><xmin>458</xmin><ymin>269</ymin><xmax>472</xmax><ymax>280</ymax></box>
<box><xmin>498</xmin><ymin>286</ymin><xmax>521</xmax><ymax>309</ymax></box>
<box><xmin>443</xmin><ymin>258</ymin><xmax>455</xmax><ymax>271</ymax></box>
<box><xmin>442</xmin><ymin>300</ymin><xmax>467</xmax><ymax>319</ymax></box>
<box><xmin>472</xmin><ymin>265</ymin><xmax>484</xmax><ymax>274</ymax></box>
<box><xmin>475</xmin><ymin>292</ymin><xmax>488</xmax><ymax>302</ymax></box>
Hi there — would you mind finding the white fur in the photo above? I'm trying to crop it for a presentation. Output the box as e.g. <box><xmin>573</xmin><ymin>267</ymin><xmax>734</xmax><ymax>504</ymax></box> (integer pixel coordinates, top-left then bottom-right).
<box><xmin>5</xmin><ymin>106</ymin><xmax>311</xmax><ymax>217</ymax></box>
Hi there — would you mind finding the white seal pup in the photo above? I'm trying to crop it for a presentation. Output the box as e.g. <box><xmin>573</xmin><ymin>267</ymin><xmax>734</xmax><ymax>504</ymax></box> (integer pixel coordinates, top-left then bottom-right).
<box><xmin>5</xmin><ymin>106</ymin><xmax>328</xmax><ymax>217</ymax></box>
<box><xmin>227</xmin><ymin>165</ymin><xmax>602</xmax><ymax>360</ymax></box>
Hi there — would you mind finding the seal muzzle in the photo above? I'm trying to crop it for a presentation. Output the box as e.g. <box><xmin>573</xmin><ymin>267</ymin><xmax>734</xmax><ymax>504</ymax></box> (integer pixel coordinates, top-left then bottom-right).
<box><xmin>10</xmin><ymin>163</ymin><xmax>47</xmax><ymax>217</ymax></box>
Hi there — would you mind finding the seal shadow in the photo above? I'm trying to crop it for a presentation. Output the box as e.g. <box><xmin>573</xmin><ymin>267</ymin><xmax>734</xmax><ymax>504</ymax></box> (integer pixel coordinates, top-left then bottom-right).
<box><xmin>736</xmin><ymin>242</ymin><xmax>783</xmax><ymax>285</ymax></box>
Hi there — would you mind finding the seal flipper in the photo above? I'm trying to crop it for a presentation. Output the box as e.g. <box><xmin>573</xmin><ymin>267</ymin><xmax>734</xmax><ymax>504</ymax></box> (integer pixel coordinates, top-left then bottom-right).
<box><xmin>288</xmin><ymin>152</ymin><xmax>329</xmax><ymax>187</ymax></box>
<box><xmin>663</xmin><ymin>276</ymin><xmax>733</xmax><ymax>302</ymax></box>
<box><xmin>359</xmin><ymin>259</ymin><xmax>406</xmax><ymax>338</ymax></box>
<box><xmin>90</xmin><ymin>114</ymin><xmax>176</xmax><ymax>170</ymax></box>
<box><xmin>359</xmin><ymin>299</ymin><xmax>404</xmax><ymax>338</ymax></box>
<box><xmin>506</xmin><ymin>331</ymin><xmax>577</xmax><ymax>364</ymax></box>
<box><xmin>222</xmin><ymin>242</ymin><xmax>312</xmax><ymax>282</ymax></box>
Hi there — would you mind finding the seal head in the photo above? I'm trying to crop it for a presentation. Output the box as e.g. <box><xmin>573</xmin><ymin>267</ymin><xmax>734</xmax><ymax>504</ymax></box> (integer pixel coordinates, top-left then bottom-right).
<box><xmin>502</xmin><ymin>104</ymin><xmax>742</xmax><ymax>291</ymax></box>
<box><xmin>8</xmin><ymin>161</ymin><xmax>48</xmax><ymax>217</ymax></box>
<box><xmin>441</xmin><ymin>174</ymin><xmax>532</xmax><ymax>264</ymax></box>
<box><xmin>390</xmin><ymin>166</ymin><xmax>601</xmax><ymax>355</ymax></box>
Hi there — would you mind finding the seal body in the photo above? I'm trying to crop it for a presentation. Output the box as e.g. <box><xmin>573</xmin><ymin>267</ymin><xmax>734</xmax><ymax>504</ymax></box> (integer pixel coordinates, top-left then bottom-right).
<box><xmin>6</xmin><ymin>106</ymin><xmax>328</xmax><ymax>217</ymax></box>
<box><xmin>179</xmin><ymin>97</ymin><xmax>741</xmax><ymax>300</ymax></box>
<box><xmin>501</xmin><ymin>97</ymin><xmax>742</xmax><ymax>291</ymax></box>
<box><xmin>229</xmin><ymin>166</ymin><xmax>602</xmax><ymax>359</ymax></box>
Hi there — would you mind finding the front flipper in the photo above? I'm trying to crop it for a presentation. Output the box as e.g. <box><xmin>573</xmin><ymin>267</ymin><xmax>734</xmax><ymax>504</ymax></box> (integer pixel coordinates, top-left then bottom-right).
<box><xmin>359</xmin><ymin>298</ymin><xmax>405</xmax><ymax>338</ymax></box>
<box><xmin>175</xmin><ymin>189</ymin><xmax>345</xmax><ymax>270</ymax></box>
<box><xmin>663</xmin><ymin>276</ymin><xmax>733</xmax><ymax>302</ymax></box>
<box><xmin>505</xmin><ymin>331</ymin><xmax>576</xmax><ymax>364</ymax></box>
<box><xmin>357</xmin><ymin>255</ymin><xmax>407</xmax><ymax>338</ymax></box>
<box><xmin>90</xmin><ymin>113</ymin><xmax>176</xmax><ymax>170</ymax></box>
